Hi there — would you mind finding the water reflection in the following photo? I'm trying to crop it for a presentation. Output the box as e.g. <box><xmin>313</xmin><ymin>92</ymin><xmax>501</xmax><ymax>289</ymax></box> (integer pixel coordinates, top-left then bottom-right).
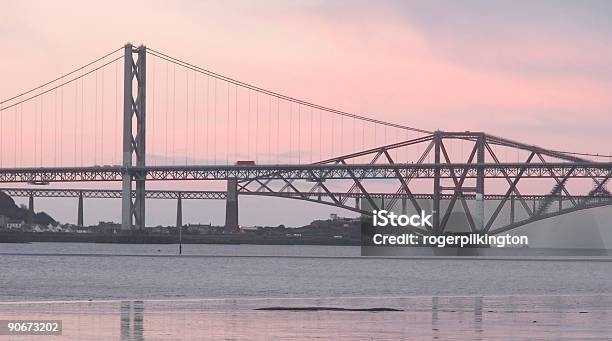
<box><xmin>1</xmin><ymin>295</ymin><xmax>612</xmax><ymax>340</ymax></box>
<box><xmin>431</xmin><ymin>296</ymin><xmax>439</xmax><ymax>339</ymax></box>
<box><xmin>120</xmin><ymin>301</ymin><xmax>144</xmax><ymax>341</ymax></box>
<box><xmin>473</xmin><ymin>296</ymin><xmax>483</xmax><ymax>339</ymax></box>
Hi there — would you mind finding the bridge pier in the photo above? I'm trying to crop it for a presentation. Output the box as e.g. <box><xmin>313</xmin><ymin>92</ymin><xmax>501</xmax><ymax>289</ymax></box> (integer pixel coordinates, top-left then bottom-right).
<box><xmin>77</xmin><ymin>192</ymin><xmax>84</xmax><ymax>227</ymax></box>
<box><xmin>225</xmin><ymin>179</ymin><xmax>239</xmax><ymax>231</ymax></box>
<box><xmin>433</xmin><ymin>133</ymin><xmax>441</xmax><ymax>233</ymax></box>
<box><xmin>475</xmin><ymin>134</ymin><xmax>485</xmax><ymax>232</ymax></box>
<box><xmin>176</xmin><ymin>194</ymin><xmax>182</xmax><ymax>229</ymax></box>
<box><xmin>28</xmin><ymin>194</ymin><xmax>34</xmax><ymax>224</ymax></box>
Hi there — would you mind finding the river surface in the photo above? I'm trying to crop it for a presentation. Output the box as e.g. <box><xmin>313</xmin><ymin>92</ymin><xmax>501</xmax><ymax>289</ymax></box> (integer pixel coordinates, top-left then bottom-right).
<box><xmin>1</xmin><ymin>243</ymin><xmax>612</xmax><ymax>340</ymax></box>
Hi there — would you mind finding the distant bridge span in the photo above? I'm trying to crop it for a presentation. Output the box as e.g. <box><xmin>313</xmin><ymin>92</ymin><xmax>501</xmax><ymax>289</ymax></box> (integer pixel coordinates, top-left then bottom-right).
<box><xmin>1</xmin><ymin>44</ymin><xmax>610</xmax><ymax>235</ymax></box>
<box><xmin>4</xmin><ymin>186</ymin><xmax>612</xmax><ymax>236</ymax></box>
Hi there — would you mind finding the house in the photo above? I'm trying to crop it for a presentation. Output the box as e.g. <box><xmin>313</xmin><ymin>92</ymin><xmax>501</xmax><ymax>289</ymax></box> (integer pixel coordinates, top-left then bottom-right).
<box><xmin>6</xmin><ymin>220</ymin><xmax>24</xmax><ymax>230</ymax></box>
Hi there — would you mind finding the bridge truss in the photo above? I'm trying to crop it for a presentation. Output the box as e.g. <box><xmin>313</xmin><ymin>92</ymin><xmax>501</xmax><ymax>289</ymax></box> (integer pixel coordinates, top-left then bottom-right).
<box><xmin>1</xmin><ymin>44</ymin><xmax>611</xmax><ymax>235</ymax></box>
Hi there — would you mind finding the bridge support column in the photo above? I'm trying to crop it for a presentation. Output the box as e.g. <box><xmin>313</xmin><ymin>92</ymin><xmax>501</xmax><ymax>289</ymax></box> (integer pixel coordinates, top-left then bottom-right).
<box><xmin>77</xmin><ymin>192</ymin><xmax>84</xmax><ymax>227</ymax></box>
<box><xmin>401</xmin><ymin>197</ymin><xmax>407</xmax><ymax>215</ymax></box>
<box><xmin>355</xmin><ymin>197</ymin><xmax>360</xmax><ymax>210</ymax></box>
<box><xmin>28</xmin><ymin>194</ymin><xmax>34</xmax><ymax>224</ymax></box>
<box><xmin>433</xmin><ymin>133</ymin><xmax>441</xmax><ymax>233</ymax></box>
<box><xmin>475</xmin><ymin>134</ymin><xmax>485</xmax><ymax>232</ymax></box>
<box><xmin>225</xmin><ymin>178</ymin><xmax>239</xmax><ymax>231</ymax></box>
<box><xmin>121</xmin><ymin>43</ymin><xmax>147</xmax><ymax>230</ymax></box>
<box><xmin>176</xmin><ymin>194</ymin><xmax>182</xmax><ymax>229</ymax></box>
<box><xmin>510</xmin><ymin>196</ymin><xmax>515</xmax><ymax>225</ymax></box>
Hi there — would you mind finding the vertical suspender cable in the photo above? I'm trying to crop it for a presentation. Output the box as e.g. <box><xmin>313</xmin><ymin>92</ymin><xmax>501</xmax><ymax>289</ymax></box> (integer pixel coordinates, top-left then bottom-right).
<box><xmin>233</xmin><ymin>85</ymin><xmax>237</xmax><ymax>162</ymax></box>
<box><xmin>268</xmin><ymin>96</ymin><xmax>271</xmax><ymax>163</ymax></box>
<box><xmin>213</xmin><ymin>78</ymin><xmax>217</xmax><ymax>165</ymax></box>
<box><xmin>196</xmin><ymin>73</ymin><xmax>201</xmax><ymax>162</ymax></box>
<box><xmin>330</xmin><ymin>112</ymin><xmax>334</xmax><ymax>158</ymax></box>
<box><xmin>395</xmin><ymin>129</ymin><xmax>399</xmax><ymax>162</ymax></box>
<box><xmin>54</xmin><ymin>88</ymin><xmax>57</xmax><ymax>166</ymax></box>
<box><xmin>255</xmin><ymin>92</ymin><xmax>258</xmax><ymax>162</ymax></box>
<box><xmin>80</xmin><ymin>74</ymin><xmax>84</xmax><ymax>166</ymax></box>
<box><xmin>310</xmin><ymin>108</ymin><xmax>313</xmax><ymax>163</ymax></box>
<box><xmin>192</xmin><ymin>72</ymin><xmax>196</xmax><ymax>164</ymax></box>
<box><xmin>339</xmin><ymin>111</ymin><xmax>343</xmax><ymax>157</ymax></box>
<box><xmin>319</xmin><ymin>109</ymin><xmax>322</xmax><ymax>161</ymax></box>
<box><xmin>165</xmin><ymin>63</ymin><xmax>169</xmax><ymax>164</ymax></box>
<box><xmin>206</xmin><ymin>76</ymin><xmax>210</xmax><ymax>162</ymax></box>
<box><xmin>186</xmin><ymin>69</ymin><xmax>189</xmax><ymax>165</ymax></box>
<box><xmin>19</xmin><ymin>100</ymin><xmax>23</xmax><ymax>167</ymax></box>
<box><xmin>297</xmin><ymin>104</ymin><xmax>301</xmax><ymax>164</ymax></box>
<box><xmin>235</xmin><ymin>85</ymin><xmax>238</xmax><ymax>163</ymax></box>
<box><xmin>94</xmin><ymin>69</ymin><xmax>98</xmax><ymax>165</ymax></box>
<box><xmin>74</xmin><ymin>80</ymin><xmax>78</xmax><ymax>165</ymax></box>
<box><xmin>101</xmin><ymin>60</ymin><xmax>105</xmax><ymax>165</ymax></box>
<box><xmin>0</xmin><ymin>102</ymin><xmax>2</xmax><ymax>168</ymax></box>
<box><xmin>276</xmin><ymin>97</ymin><xmax>280</xmax><ymax>164</ymax></box>
<box><xmin>362</xmin><ymin>121</ymin><xmax>365</xmax><ymax>160</ymax></box>
<box><xmin>406</xmin><ymin>130</ymin><xmax>410</xmax><ymax>162</ymax></box>
<box><xmin>33</xmin><ymin>94</ymin><xmax>38</xmax><ymax>167</ymax></box>
<box><xmin>40</xmin><ymin>90</ymin><xmax>43</xmax><ymax>165</ymax></box>
<box><xmin>352</xmin><ymin>117</ymin><xmax>355</xmax><ymax>164</ymax></box>
<box><xmin>114</xmin><ymin>59</ymin><xmax>118</xmax><ymax>164</ymax></box>
<box><xmin>384</xmin><ymin>126</ymin><xmax>387</xmax><ymax>149</ymax></box>
<box><xmin>247</xmin><ymin>90</ymin><xmax>250</xmax><ymax>160</ymax></box>
<box><xmin>289</xmin><ymin>102</ymin><xmax>292</xmax><ymax>162</ymax></box>
<box><xmin>373</xmin><ymin>125</ymin><xmax>376</xmax><ymax>149</ymax></box>
<box><xmin>60</xmin><ymin>86</ymin><xmax>64</xmax><ymax>165</ymax></box>
<box><xmin>172</xmin><ymin>64</ymin><xmax>176</xmax><ymax>165</ymax></box>
<box><xmin>150</xmin><ymin>56</ymin><xmax>156</xmax><ymax>165</ymax></box>
<box><xmin>227</xmin><ymin>82</ymin><xmax>230</xmax><ymax>164</ymax></box>
<box><xmin>13</xmin><ymin>101</ymin><xmax>17</xmax><ymax>166</ymax></box>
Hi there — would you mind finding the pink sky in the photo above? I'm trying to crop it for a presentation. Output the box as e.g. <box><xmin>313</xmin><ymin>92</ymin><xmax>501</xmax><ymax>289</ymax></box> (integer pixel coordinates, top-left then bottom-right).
<box><xmin>2</xmin><ymin>1</ymin><xmax>611</xmax><ymax>157</ymax></box>
<box><xmin>1</xmin><ymin>1</ymin><xmax>611</xmax><ymax>225</ymax></box>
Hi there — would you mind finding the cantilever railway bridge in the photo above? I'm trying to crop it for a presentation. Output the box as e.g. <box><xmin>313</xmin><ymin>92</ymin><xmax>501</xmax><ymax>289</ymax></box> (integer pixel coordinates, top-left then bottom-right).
<box><xmin>1</xmin><ymin>44</ymin><xmax>610</xmax><ymax>235</ymax></box>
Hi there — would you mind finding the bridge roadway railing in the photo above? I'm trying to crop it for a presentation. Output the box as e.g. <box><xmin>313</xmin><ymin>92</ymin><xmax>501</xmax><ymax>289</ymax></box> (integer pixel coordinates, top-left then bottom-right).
<box><xmin>0</xmin><ymin>163</ymin><xmax>610</xmax><ymax>183</ymax></box>
<box><xmin>0</xmin><ymin>187</ymin><xmax>612</xmax><ymax>201</ymax></box>
<box><xmin>2</xmin><ymin>187</ymin><xmax>611</xmax><ymax>202</ymax></box>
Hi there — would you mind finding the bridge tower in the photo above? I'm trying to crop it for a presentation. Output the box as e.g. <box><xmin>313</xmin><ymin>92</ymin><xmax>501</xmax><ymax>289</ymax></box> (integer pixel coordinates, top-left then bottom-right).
<box><xmin>121</xmin><ymin>43</ymin><xmax>147</xmax><ymax>230</ymax></box>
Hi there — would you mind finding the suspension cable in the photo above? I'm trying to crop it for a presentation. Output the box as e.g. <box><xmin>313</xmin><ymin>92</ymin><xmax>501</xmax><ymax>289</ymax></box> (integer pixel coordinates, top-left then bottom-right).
<box><xmin>146</xmin><ymin>48</ymin><xmax>431</xmax><ymax>135</ymax></box>
<box><xmin>0</xmin><ymin>55</ymin><xmax>123</xmax><ymax>112</ymax></box>
<box><xmin>0</xmin><ymin>46</ymin><xmax>123</xmax><ymax>106</ymax></box>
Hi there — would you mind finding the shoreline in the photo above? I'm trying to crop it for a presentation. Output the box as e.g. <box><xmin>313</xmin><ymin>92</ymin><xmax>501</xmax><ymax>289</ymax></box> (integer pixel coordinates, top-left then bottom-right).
<box><xmin>0</xmin><ymin>231</ymin><xmax>360</xmax><ymax>245</ymax></box>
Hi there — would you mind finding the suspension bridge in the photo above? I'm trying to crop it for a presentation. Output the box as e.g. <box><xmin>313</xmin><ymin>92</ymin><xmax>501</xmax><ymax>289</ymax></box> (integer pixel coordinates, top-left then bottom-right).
<box><xmin>0</xmin><ymin>43</ymin><xmax>611</xmax><ymax>235</ymax></box>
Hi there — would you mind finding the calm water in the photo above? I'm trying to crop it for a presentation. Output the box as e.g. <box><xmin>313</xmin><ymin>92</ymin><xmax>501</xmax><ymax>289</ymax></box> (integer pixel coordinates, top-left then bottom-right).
<box><xmin>2</xmin><ymin>243</ymin><xmax>612</xmax><ymax>339</ymax></box>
